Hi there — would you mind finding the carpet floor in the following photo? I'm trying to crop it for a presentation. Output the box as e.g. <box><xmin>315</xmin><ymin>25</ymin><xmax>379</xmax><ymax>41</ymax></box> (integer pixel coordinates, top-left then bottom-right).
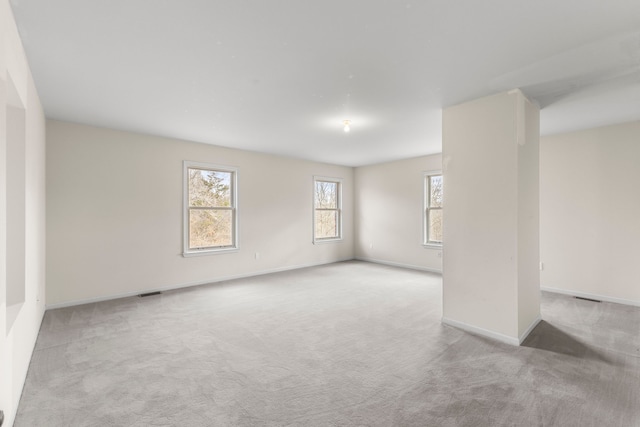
<box><xmin>15</xmin><ymin>261</ymin><xmax>640</xmax><ymax>426</ymax></box>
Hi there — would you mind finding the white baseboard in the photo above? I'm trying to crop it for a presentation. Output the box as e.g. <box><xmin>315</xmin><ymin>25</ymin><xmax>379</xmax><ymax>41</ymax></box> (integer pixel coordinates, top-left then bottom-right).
<box><xmin>441</xmin><ymin>315</ymin><xmax>541</xmax><ymax>346</ymax></box>
<box><xmin>519</xmin><ymin>316</ymin><xmax>542</xmax><ymax>344</ymax></box>
<box><xmin>541</xmin><ymin>286</ymin><xmax>640</xmax><ymax>308</ymax></box>
<box><xmin>355</xmin><ymin>256</ymin><xmax>442</xmax><ymax>275</ymax></box>
<box><xmin>45</xmin><ymin>258</ymin><xmax>354</xmax><ymax>310</ymax></box>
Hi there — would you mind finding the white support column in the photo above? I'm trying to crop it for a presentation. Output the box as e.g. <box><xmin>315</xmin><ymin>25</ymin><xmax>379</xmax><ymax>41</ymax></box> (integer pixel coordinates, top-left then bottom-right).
<box><xmin>441</xmin><ymin>89</ymin><xmax>540</xmax><ymax>345</ymax></box>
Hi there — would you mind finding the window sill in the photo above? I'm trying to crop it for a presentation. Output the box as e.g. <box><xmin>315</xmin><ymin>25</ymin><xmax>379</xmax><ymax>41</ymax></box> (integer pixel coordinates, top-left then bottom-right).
<box><xmin>422</xmin><ymin>243</ymin><xmax>442</xmax><ymax>249</ymax></box>
<box><xmin>313</xmin><ymin>238</ymin><xmax>343</xmax><ymax>245</ymax></box>
<box><xmin>183</xmin><ymin>247</ymin><xmax>239</xmax><ymax>257</ymax></box>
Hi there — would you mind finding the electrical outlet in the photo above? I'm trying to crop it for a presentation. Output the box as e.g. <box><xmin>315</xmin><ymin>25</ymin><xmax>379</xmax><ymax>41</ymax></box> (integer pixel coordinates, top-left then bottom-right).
<box><xmin>255</xmin><ymin>252</ymin><xmax>260</xmax><ymax>260</ymax></box>
<box><xmin>539</xmin><ymin>262</ymin><xmax>544</xmax><ymax>271</ymax></box>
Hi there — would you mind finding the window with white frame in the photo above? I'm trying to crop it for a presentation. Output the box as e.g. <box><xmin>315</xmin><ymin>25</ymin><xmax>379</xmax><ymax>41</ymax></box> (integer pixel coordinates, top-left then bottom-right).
<box><xmin>424</xmin><ymin>172</ymin><xmax>443</xmax><ymax>246</ymax></box>
<box><xmin>313</xmin><ymin>177</ymin><xmax>342</xmax><ymax>242</ymax></box>
<box><xmin>183</xmin><ymin>161</ymin><xmax>238</xmax><ymax>256</ymax></box>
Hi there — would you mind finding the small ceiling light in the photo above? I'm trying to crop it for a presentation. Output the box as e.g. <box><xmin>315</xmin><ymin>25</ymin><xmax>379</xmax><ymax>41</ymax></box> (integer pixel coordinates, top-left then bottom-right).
<box><xmin>343</xmin><ymin>119</ymin><xmax>351</xmax><ymax>133</ymax></box>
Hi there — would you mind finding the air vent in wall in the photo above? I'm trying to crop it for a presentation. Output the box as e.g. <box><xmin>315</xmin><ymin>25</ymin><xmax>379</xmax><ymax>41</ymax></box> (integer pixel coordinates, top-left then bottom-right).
<box><xmin>138</xmin><ymin>291</ymin><xmax>162</xmax><ymax>297</ymax></box>
<box><xmin>574</xmin><ymin>296</ymin><xmax>601</xmax><ymax>303</ymax></box>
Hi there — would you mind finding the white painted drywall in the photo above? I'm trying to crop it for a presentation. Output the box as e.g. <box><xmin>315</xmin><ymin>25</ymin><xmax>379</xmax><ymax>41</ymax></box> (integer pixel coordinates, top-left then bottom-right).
<box><xmin>540</xmin><ymin>121</ymin><xmax>640</xmax><ymax>305</ymax></box>
<box><xmin>0</xmin><ymin>1</ymin><xmax>47</xmax><ymax>424</ymax></box>
<box><xmin>46</xmin><ymin>121</ymin><xmax>354</xmax><ymax>306</ymax></box>
<box><xmin>353</xmin><ymin>154</ymin><xmax>443</xmax><ymax>272</ymax></box>
<box><xmin>517</xmin><ymin>96</ymin><xmax>541</xmax><ymax>338</ymax></box>
<box><xmin>442</xmin><ymin>90</ymin><xmax>540</xmax><ymax>343</ymax></box>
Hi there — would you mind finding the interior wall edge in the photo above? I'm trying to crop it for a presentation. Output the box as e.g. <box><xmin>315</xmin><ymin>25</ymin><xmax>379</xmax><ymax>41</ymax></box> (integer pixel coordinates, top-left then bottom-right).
<box><xmin>6</xmin><ymin>310</ymin><xmax>46</xmax><ymax>419</ymax></box>
<box><xmin>1</xmin><ymin>1</ymin><xmax>47</xmax><ymax>425</ymax></box>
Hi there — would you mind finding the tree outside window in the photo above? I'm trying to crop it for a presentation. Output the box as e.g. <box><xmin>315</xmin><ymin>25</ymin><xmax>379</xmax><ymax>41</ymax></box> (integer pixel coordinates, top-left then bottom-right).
<box><xmin>425</xmin><ymin>173</ymin><xmax>442</xmax><ymax>245</ymax></box>
<box><xmin>314</xmin><ymin>178</ymin><xmax>342</xmax><ymax>242</ymax></box>
<box><xmin>184</xmin><ymin>161</ymin><xmax>237</xmax><ymax>255</ymax></box>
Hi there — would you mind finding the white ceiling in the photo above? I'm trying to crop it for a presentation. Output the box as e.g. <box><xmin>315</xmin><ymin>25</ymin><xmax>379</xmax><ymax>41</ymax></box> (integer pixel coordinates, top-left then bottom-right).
<box><xmin>10</xmin><ymin>0</ymin><xmax>640</xmax><ymax>166</ymax></box>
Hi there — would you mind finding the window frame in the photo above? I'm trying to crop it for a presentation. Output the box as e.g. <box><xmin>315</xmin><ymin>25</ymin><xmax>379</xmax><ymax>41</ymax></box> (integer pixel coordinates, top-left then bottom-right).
<box><xmin>423</xmin><ymin>171</ymin><xmax>443</xmax><ymax>248</ymax></box>
<box><xmin>313</xmin><ymin>176</ymin><xmax>343</xmax><ymax>244</ymax></box>
<box><xmin>183</xmin><ymin>160</ymin><xmax>239</xmax><ymax>257</ymax></box>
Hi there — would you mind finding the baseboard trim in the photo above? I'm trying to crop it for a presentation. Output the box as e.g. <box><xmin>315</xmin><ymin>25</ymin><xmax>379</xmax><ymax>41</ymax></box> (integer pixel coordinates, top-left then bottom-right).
<box><xmin>519</xmin><ymin>316</ymin><xmax>542</xmax><ymax>344</ymax></box>
<box><xmin>441</xmin><ymin>317</ymin><xmax>521</xmax><ymax>346</ymax></box>
<box><xmin>46</xmin><ymin>258</ymin><xmax>354</xmax><ymax>310</ymax></box>
<box><xmin>354</xmin><ymin>256</ymin><xmax>442</xmax><ymax>275</ymax></box>
<box><xmin>541</xmin><ymin>286</ymin><xmax>640</xmax><ymax>308</ymax></box>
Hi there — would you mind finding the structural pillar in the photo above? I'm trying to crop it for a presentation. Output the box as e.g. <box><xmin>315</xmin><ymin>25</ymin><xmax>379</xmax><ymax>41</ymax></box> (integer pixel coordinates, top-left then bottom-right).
<box><xmin>442</xmin><ymin>89</ymin><xmax>540</xmax><ymax>345</ymax></box>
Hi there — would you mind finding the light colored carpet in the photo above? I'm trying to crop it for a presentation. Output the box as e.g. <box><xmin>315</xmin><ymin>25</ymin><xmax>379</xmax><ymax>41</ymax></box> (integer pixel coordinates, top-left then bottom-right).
<box><xmin>15</xmin><ymin>261</ymin><xmax>640</xmax><ymax>426</ymax></box>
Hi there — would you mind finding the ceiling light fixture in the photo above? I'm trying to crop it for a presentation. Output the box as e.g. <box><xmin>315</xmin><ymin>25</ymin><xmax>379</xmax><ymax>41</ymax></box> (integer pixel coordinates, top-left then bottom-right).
<box><xmin>343</xmin><ymin>119</ymin><xmax>351</xmax><ymax>133</ymax></box>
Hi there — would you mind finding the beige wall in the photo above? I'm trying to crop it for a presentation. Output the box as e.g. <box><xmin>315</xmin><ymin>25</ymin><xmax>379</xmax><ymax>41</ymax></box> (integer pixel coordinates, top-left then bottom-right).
<box><xmin>540</xmin><ymin>121</ymin><xmax>640</xmax><ymax>306</ymax></box>
<box><xmin>517</xmin><ymin>95</ymin><xmax>541</xmax><ymax>337</ymax></box>
<box><xmin>0</xmin><ymin>1</ymin><xmax>47</xmax><ymax>425</ymax></box>
<box><xmin>354</xmin><ymin>154</ymin><xmax>443</xmax><ymax>272</ymax></box>
<box><xmin>442</xmin><ymin>90</ymin><xmax>540</xmax><ymax>345</ymax></box>
<box><xmin>46</xmin><ymin>121</ymin><xmax>354</xmax><ymax>306</ymax></box>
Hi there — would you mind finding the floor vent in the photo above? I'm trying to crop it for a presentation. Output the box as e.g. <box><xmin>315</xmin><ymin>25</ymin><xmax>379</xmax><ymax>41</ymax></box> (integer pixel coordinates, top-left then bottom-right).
<box><xmin>138</xmin><ymin>291</ymin><xmax>162</xmax><ymax>298</ymax></box>
<box><xmin>575</xmin><ymin>296</ymin><xmax>601</xmax><ymax>303</ymax></box>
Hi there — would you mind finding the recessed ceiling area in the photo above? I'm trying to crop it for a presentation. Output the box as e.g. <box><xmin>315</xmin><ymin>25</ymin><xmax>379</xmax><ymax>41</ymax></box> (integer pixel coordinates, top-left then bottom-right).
<box><xmin>9</xmin><ymin>0</ymin><xmax>640</xmax><ymax>166</ymax></box>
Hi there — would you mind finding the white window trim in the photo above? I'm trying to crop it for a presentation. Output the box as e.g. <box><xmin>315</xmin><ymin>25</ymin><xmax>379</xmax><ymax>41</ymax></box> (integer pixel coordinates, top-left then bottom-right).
<box><xmin>183</xmin><ymin>160</ymin><xmax>239</xmax><ymax>257</ymax></box>
<box><xmin>423</xmin><ymin>170</ymin><xmax>443</xmax><ymax>248</ymax></box>
<box><xmin>313</xmin><ymin>175</ymin><xmax>343</xmax><ymax>244</ymax></box>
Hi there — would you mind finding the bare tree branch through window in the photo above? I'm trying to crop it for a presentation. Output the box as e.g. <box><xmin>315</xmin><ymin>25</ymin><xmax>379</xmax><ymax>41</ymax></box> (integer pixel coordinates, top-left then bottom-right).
<box><xmin>314</xmin><ymin>179</ymin><xmax>341</xmax><ymax>241</ymax></box>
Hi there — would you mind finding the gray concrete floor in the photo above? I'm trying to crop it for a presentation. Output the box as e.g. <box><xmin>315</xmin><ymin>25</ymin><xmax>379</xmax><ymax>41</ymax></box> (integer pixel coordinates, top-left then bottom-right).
<box><xmin>15</xmin><ymin>261</ymin><xmax>640</xmax><ymax>426</ymax></box>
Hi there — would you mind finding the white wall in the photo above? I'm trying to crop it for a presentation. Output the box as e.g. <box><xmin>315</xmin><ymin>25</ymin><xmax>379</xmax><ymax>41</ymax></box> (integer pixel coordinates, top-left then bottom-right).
<box><xmin>0</xmin><ymin>1</ymin><xmax>47</xmax><ymax>424</ymax></box>
<box><xmin>354</xmin><ymin>154</ymin><xmax>443</xmax><ymax>272</ymax></box>
<box><xmin>517</xmin><ymin>95</ymin><xmax>541</xmax><ymax>337</ymax></box>
<box><xmin>540</xmin><ymin>121</ymin><xmax>640</xmax><ymax>306</ymax></box>
<box><xmin>46</xmin><ymin>121</ymin><xmax>354</xmax><ymax>306</ymax></box>
<box><xmin>442</xmin><ymin>90</ymin><xmax>540</xmax><ymax>345</ymax></box>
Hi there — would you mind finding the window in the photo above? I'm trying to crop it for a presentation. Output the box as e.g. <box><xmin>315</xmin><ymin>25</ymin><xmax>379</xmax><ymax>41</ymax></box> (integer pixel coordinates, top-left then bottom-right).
<box><xmin>313</xmin><ymin>177</ymin><xmax>342</xmax><ymax>242</ymax></box>
<box><xmin>424</xmin><ymin>172</ymin><xmax>443</xmax><ymax>246</ymax></box>
<box><xmin>183</xmin><ymin>161</ymin><xmax>238</xmax><ymax>256</ymax></box>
